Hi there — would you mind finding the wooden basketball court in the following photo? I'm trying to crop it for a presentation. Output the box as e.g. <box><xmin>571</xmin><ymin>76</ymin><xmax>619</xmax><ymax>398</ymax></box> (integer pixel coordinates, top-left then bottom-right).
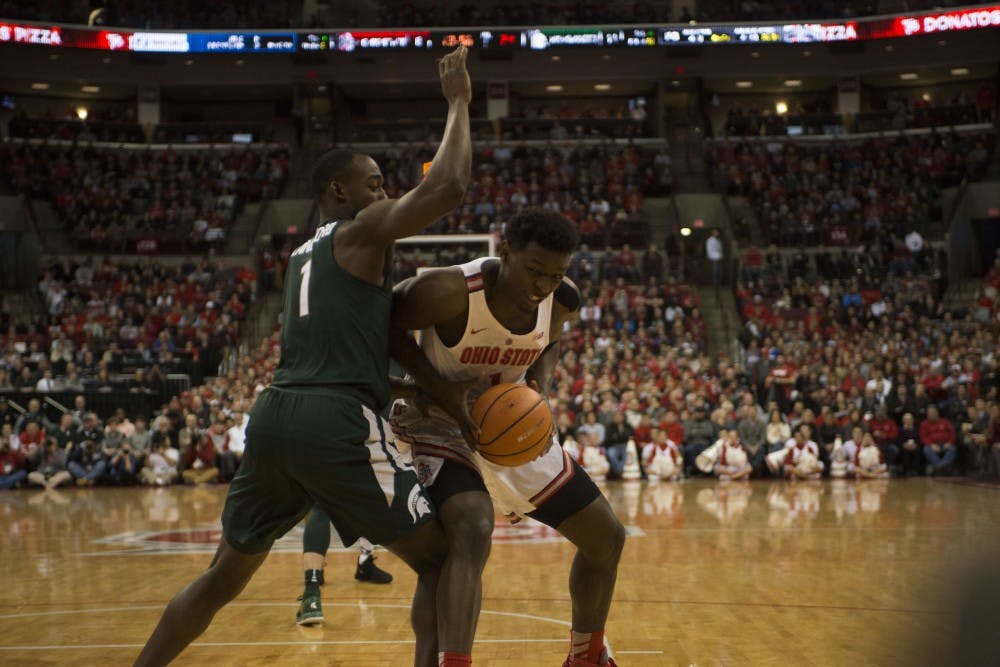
<box><xmin>1</xmin><ymin>478</ymin><xmax>997</xmax><ymax>666</ymax></box>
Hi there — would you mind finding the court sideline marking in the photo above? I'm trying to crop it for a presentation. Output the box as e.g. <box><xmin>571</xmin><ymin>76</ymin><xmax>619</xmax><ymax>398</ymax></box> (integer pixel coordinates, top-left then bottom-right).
<box><xmin>0</xmin><ymin>602</ymin><xmax>662</xmax><ymax>655</ymax></box>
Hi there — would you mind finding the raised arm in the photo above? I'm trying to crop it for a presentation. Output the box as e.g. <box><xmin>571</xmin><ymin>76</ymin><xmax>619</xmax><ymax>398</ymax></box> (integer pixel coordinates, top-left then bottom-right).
<box><xmin>349</xmin><ymin>46</ymin><xmax>472</xmax><ymax>245</ymax></box>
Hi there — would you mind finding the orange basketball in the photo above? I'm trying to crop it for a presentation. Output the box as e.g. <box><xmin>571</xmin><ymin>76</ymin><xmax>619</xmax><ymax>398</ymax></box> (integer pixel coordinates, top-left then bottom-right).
<box><xmin>471</xmin><ymin>383</ymin><xmax>553</xmax><ymax>466</ymax></box>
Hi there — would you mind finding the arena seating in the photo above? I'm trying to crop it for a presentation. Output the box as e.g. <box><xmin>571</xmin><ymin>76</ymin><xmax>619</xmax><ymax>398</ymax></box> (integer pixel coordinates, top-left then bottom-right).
<box><xmin>0</xmin><ymin>143</ymin><xmax>289</xmax><ymax>253</ymax></box>
<box><xmin>363</xmin><ymin>141</ymin><xmax>668</xmax><ymax>248</ymax></box>
<box><xmin>1</xmin><ymin>256</ymin><xmax>255</xmax><ymax>413</ymax></box>
<box><xmin>708</xmin><ymin>130</ymin><xmax>996</xmax><ymax>246</ymax></box>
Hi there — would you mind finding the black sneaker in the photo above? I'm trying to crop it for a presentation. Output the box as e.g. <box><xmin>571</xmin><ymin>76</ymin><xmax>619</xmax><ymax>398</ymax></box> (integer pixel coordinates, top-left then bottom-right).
<box><xmin>295</xmin><ymin>591</ymin><xmax>324</xmax><ymax>626</ymax></box>
<box><xmin>355</xmin><ymin>556</ymin><xmax>393</xmax><ymax>584</ymax></box>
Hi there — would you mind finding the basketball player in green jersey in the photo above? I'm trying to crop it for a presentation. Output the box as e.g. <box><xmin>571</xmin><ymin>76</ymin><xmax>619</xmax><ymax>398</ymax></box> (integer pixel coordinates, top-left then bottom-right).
<box><xmin>135</xmin><ymin>45</ymin><xmax>479</xmax><ymax>667</ymax></box>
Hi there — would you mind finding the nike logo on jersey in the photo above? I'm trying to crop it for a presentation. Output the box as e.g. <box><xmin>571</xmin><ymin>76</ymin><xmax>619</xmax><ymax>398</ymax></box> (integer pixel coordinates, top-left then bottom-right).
<box><xmin>310</xmin><ymin>602</ymin><xmax>318</xmax><ymax>609</ymax></box>
<box><xmin>470</xmin><ymin>327</ymin><xmax>488</xmax><ymax>334</ymax></box>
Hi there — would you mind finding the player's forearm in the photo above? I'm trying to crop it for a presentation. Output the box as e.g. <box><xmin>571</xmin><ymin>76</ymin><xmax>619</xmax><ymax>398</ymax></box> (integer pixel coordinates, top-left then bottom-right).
<box><xmin>525</xmin><ymin>342</ymin><xmax>560</xmax><ymax>394</ymax></box>
<box><xmin>388</xmin><ymin>327</ymin><xmax>450</xmax><ymax>398</ymax></box>
<box><xmin>422</xmin><ymin>100</ymin><xmax>471</xmax><ymax>201</ymax></box>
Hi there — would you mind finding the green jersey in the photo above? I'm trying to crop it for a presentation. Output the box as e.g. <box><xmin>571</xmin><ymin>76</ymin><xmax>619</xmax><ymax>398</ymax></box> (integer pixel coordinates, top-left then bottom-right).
<box><xmin>272</xmin><ymin>220</ymin><xmax>391</xmax><ymax>411</ymax></box>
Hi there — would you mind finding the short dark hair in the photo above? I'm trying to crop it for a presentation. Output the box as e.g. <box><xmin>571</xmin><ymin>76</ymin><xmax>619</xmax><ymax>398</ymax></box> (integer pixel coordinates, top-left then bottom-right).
<box><xmin>311</xmin><ymin>149</ymin><xmax>360</xmax><ymax>199</ymax></box>
<box><xmin>503</xmin><ymin>206</ymin><xmax>578</xmax><ymax>254</ymax></box>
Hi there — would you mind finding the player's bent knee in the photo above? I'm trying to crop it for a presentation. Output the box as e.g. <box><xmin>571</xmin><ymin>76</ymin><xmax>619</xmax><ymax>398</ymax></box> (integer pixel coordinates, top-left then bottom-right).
<box><xmin>584</xmin><ymin>507</ymin><xmax>626</xmax><ymax>570</ymax></box>
<box><xmin>446</xmin><ymin>513</ymin><xmax>494</xmax><ymax>559</ymax></box>
<box><xmin>387</xmin><ymin>521</ymin><xmax>449</xmax><ymax>574</ymax></box>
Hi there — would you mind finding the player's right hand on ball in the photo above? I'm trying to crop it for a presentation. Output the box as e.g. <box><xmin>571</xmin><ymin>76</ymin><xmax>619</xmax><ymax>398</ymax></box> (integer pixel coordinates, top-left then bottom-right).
<box><xmin>438</xmin><ymin>45</ymin><xmax>471</xmax><ymax>105</ymax></box>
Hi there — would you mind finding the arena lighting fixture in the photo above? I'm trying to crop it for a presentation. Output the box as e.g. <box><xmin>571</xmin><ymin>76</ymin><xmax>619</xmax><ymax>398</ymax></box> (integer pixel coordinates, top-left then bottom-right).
<box><xmin>185</xmin><ymin>59</ymin><xmax>194</xmax><ymax>65</ymax></box>
<box><xmin>551</xmin><ymin>55</ymin><xmax>560</xmax><ymax>61</ymax></box>
<box><xmin>951</xmin><ymin>67</ymin><xmax>969</xmax><ymax>76</ymax></box>
<box><xmin>775</xmin><ymin>101</ymin><xmax>788</xmax><ymax>115</ymax></box>
<box><xmin>317</xmin><ymin>85</ymin><xmax>327</xmax><ymax>92</ymax></box>
<box><xmin>235</xmin><ymin>59</ymin><xmax>245</xmax><ymax>65</ymax></box>
<box><xmin>76</xmin><ymin>106</ymin><xmax>88</xmax><ymax>120</ymax></box>
<box><xmin>545</xmin><ymin>84</ymin><xmax>563</xmax><ymax>92</ymax></box>
<box><xmin>921</xmin><ymin>93</ymin><xmax>931</xmax><ymax>102</ymax></box>
<box><xmin>680</xmin><ymin>227</ymin><xmax>692</xmax><ymax>237</ymax></box>
<box><xmin>784</xmin><ymin>79</ymin><xmax>802</xmax><ymax>87</ymax></box>
<box><xmin>594</xmin><ymin>83</ymin><xmax>612</xmax><ymax>91</ymax></box>
<box><xmin>735</xmin><ymin>81</ymin><xmax>753</xmax><ymax>88</ymax></box>
<box><xmin>900</xmin><ymin>73</ymin><xmax>918</xmax><ymax>80</ymax></box>
<box><xmin>81</xmin><ymin>85</ymin><xmax>100</xmax><ymax>93</ymax></box>
<box><xmin>31</xmin><ymin>82</ymin><xmax>49</xmax><ymax>90</ymax></box>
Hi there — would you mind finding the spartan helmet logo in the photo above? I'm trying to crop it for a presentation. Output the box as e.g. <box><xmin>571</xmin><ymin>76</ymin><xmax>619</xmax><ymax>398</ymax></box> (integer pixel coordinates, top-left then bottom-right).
<box><xmin>407</xmin><ymin>485</ymin><xmax>432</xmax><ymax>523</ymax></box>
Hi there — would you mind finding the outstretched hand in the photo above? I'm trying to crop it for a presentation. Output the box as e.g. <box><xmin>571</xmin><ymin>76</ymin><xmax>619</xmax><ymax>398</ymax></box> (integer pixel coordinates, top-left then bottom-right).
<box><xmin>438</xmin><ymin>45</ymin><xmax>471</xmax><ymax>104</ymax></box>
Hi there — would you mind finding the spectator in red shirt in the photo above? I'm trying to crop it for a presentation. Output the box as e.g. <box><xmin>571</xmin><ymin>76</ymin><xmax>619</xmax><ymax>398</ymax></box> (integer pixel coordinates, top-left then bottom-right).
<box><xmin>181</xmin><ymin>433</ymin><xmax>218</xmax><ymax>484</ymax></box>
<box><xmin>658</xmin><ymin>409</ymin><xmax>684</xmax><ymax>447</ymax></box>
<box><xmin>742</xmin><ymin>244</ymin><xmax>764</xmax><ymax>284</ymax></box>
<box><xmin>18</xmin><ymin>421</ymin><xmax>46</xmax><ymax>459</ymax></box>
<box><xmin>868</xmin><ymin>407</ymin><xmax>900</xmax><ymax>468</ymax></box>
<box><xmin>765</xmin><ymin>354</ymin><xmax>798</xmax><ymax>411</ymax></box>
<box><xmin>920</xmin><ymin>405</ymin><xmax>957</xmax><ymax>475</ymax></box>
<box><xmin>0</xmin><ymin>439</ymin><xmax>28</xmax><ymax>489</ymax></box>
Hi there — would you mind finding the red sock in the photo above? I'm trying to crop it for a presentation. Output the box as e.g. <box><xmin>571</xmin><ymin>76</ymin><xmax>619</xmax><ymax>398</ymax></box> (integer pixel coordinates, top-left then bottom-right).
<box><xmin>439</xmin><ymin>652</ymin><xmax>471</xmax><ymax>667</ymax></box>
<box><xmin>571</xmin><ymin>629</ymin><xmax>607</xmax><ymax>664</ymax></box>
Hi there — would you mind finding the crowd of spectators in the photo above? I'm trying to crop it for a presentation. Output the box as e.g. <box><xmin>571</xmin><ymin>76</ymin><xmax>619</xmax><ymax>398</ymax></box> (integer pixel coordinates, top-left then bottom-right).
<box><xmin>0</xmin><ymin>143</ymin><xmax>289</xmax><ymax>253</ymax></box>
<box><xmin>858</xmin><ymin>84</ymin><xmax>996</xmax><ymax>133</ymax></box>
<box><xmin>725</xmin><ymin>244</ymin><xmax>1000</xmax><ymax>478</ymax></box>
<box><xmin>545</xmin><ymin>249</ymin><xmax>997</xmax><ymax>483</ymax></box>
<box><xmin>503</xmin><ymin>99</ymin><xmax>651</xmax><ymax>141</ymax></box>
<box><xmin>708</xmin><ymin>130</ymin><xmax>995</xmax><ymax>246</ymax></box>
<box><xmin>7</xmin><ymin>108</ymin><xmax>145</xmax><ymax>144</ymax></box>
<box><xmin>365</xmin><ymin>141</ymin><xmax>670</xmax><ymax>248</ymax></box>
<box><xmin>719</xmin><ymin>97</ymin><xmax>839</xmax><ymax>138</ymax></box>
<box><xmin>0</xmin><ymin>256</ymin><xmax>256</xmax><ymax>409</ymax></box>
<box><xmin>5</xmin><ymin>109</ymin><xmax>277</xmax><ymax>146</ymax></box>
<box><xmin>348</xmin><ymin>100</ymin><xmax>650</xmax><ymax>144</ymax></box>
<box><xmin>0</xmin><ymin>305</ymin><xmax>279</xmax><ymax>491</ymax></box>
<box><xmin>717</xmin><ymin>84</ymin><xmax>995</xmax><ymax>139</ymax></box>
<box><xmin>3</xmin><ymin>245</ymin><xmax>998</xmax><ymax>493</ymax></box>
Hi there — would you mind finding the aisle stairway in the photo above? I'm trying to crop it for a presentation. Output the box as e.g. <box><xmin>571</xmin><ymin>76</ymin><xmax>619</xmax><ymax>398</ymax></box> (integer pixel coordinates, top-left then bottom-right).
<box><xmin>695</xmin><ymin>286</ymin><xmax>740</xmax><ymax>362</ymax></box>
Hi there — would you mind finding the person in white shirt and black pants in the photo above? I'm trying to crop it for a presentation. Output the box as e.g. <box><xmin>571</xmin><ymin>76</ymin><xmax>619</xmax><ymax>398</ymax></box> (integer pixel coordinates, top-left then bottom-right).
<box><xmin>706</xmin><ymin>228</ymin><xmax>724</xmax><ymax>287</ymax></box>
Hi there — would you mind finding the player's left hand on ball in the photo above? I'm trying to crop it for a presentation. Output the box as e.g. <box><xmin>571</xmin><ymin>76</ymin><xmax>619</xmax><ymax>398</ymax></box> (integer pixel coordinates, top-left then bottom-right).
<box><xmin>526</xmin><ymin>380</ymin><xmax>555</xmax><ymax>456</ymax></box>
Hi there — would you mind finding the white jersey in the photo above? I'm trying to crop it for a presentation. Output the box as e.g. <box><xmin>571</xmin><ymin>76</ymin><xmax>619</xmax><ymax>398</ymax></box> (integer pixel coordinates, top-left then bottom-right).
<box><xmin>390</xmin><ymin>257</ymin><xmax>573</xmax><ymax>518</ymax></box>
<box><xmin>420</xmin><ymin>257</ymin><xmax>553</xmax><ymax>390</ymax></box>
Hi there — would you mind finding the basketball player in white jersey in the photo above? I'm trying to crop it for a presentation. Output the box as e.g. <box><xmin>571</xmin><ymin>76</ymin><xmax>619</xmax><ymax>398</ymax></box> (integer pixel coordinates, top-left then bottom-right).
<box><xmin>388</xmin><ymin>207</ymin><xmax>625</xmax><ymax>667</ymax></box>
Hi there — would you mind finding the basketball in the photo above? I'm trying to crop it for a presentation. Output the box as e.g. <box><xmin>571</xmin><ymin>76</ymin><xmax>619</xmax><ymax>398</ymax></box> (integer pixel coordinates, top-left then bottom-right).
<box><xmin>471</xmin><ymin>383</ymin><xmax>553</xmax><ymax>466</ymax></box>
